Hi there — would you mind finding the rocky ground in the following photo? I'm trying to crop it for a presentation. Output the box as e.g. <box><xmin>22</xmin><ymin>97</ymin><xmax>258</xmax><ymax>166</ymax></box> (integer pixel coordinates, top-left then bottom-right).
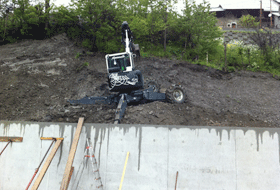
<box><xmin>0</xmin><ymin>33</ymin><xmax>279</xmax><ymax>128</ymax></box>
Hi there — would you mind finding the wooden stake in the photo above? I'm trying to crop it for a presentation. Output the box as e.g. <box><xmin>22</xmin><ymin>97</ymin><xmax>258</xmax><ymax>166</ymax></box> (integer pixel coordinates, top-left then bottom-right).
<box><xmin>40</xmin><ymin>137</ymin><xmax>64</xmax><ymax>141</ymax></box>
<box><xmin>65</xmin><ymin>167</ymin><xmax>74</xmax><ymax>190</ymax></box>
<box><xmin>119</xmin><ymin>151</ymin><xmax>130</xmax><ymax>190</ymax></box>
<box><xmin>0</xmin><ymin>137</ymin><xmax>23</xmax><ymax>142</ymax></box>
<box><xmin>31</xmin><ymin>139</ymin><xmax>63</xmax><ymax>190</ymax></box>
<box><xmin>60</xmin><ymin>117</ymin><xmax>84</xmax><ymax>190</ymax></box>
<box><xmin>174</xmin><ymin>171</ymin><xmax>179</xmax><ymax>190</ymax></box>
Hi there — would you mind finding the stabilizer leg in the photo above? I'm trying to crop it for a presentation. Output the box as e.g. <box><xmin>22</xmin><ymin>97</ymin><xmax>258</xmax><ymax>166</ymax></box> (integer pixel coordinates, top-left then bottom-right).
<box><xmin>68</xmin><ymin>95</ymin><xmax>116</xmax><ymax>105</ymax></box>
<box><xmin>114</xmin><ymin>94</ymin><xmax>128</xmax><ymax>124</ymax></box>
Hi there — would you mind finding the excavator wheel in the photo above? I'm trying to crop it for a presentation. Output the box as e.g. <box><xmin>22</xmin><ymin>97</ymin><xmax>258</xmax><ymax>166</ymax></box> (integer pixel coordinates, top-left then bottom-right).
<box><xmin>166</xmin><ymin>86</ymin><xmax>186</xmax><ymax>104</ymax></box>
<box><xmin>146</xmin><ymin>81</ymin><xmax>160</xmax><ymax>92</ymax></box>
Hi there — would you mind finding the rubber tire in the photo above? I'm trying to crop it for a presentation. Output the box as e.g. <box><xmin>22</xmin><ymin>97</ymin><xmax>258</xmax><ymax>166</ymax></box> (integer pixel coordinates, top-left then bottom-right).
<box><xmin>166</xmin><ymin>86</ymin><xmax>186</xmax><ymax>104</ymax></box>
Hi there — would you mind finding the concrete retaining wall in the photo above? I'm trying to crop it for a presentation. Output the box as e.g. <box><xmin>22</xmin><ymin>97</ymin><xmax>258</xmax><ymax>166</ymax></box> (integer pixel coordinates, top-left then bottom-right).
<box><xmin>224</xmin><ymin>32</ymin><xmax>252</xmax><ymax>45</ymax></box>
<box><xmin>1</xmin><ymin>121</ymin><xmax>280</xmax><ymax>190</ymax></box>
<box><xmin>224</xmin><ymin>31</ymin><xmax>280</xmax><ymax>46</ymax></box>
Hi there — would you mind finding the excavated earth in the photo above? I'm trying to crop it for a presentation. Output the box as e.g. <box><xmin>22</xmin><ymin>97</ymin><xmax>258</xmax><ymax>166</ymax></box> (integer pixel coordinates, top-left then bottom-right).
<box><xmin>0</xmin><ymin>33</ymin><xmax>279</xmax><ymax>128</ymax></box>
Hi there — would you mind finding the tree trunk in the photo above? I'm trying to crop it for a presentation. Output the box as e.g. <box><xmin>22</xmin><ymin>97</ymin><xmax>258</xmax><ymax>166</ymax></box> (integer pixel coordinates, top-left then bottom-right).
<box><xmin>164</xmin><ymin>5</ymin><xmax>167</xmax><ymax>52</ymax></box>
<box><xmin>224</xmin><ymin>42</ymin><xmax>227</xmax><ymax>72</ymax></box>
<box><xmin>164</xmin><ymin>28</ymin><xmax>166</xmax><ymax>51</ymax></box>
<box><xmin>12</xmin><ymin>3</ymin><xmax>15</xmax><ymax>24</ymax></box>
<box><xmin>150</xmin><ymin>5</ymin><xmax>154</xmax><ymax>47</ymax></box>
<box><xmin>3</xmin><ymin>15</ymin><xmax>7</xmax><ymax>40</ymax></box>
<box><xmin>45</xmin><ymin>0</ymin><xmax>49</xmax><ymax>29</ymax></box>
<box><xmin>247</xmin><ymin>48</ymin><xmax>250</xmax><ymax>66</ymax></box>
<box><xmin>181</xmin><ymin>34</ymin><xmax>187</xmax><ymax>59</ymax></box>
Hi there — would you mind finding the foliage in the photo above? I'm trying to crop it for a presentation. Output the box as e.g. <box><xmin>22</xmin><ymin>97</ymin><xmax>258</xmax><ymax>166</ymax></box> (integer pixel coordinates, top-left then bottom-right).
<box><xmin>69</xmin><ymin>0</ymin><xmax>119</xmax><ymax>52</ymax></box>
<box><xmin>249</xmin><ymin>28</ymin><xmax>280</xmax><ymax>67</ymax></box>
<box><xmin>75</xmin><ymin>52</ymin><xmax>80</xmax><ymax>59</ymax></box>
<box><xmin>0</xmin><ymin>0</ymin><xmax>48</xmax><ymax>41</ymax></box>
<box><xmin>0</xmin><ymin>0</ymin><xmax>279</xmax><ymax>76</ymax></box>
<box><xmin>168</xmin><ymin>0</ymin><xmax>223</xmax><ymax>61</ymax></box>
<box><xmin>48</xmin><ymin>5</ymin><xmax>78</xmax><ymax>36</ymax></box>
<box><xmin>239</xmin><ymin>15</ymin><xmax>259</xmax><ymax>28</ymax></box>
<box><xmin>219</xmin><ymin>40</ymin><xmax>280</xmax><ymax>76</ymax></box>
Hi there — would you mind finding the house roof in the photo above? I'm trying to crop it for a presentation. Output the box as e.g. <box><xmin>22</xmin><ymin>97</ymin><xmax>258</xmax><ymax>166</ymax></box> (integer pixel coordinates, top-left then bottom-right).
<box><xmin>210</xmin><ymin>7</ymin><xmax>225</xmax><ymax>12</ymax></box>
<box><xmin>269</xmin><ymin>12</ymin><xmax>280</xmax><ymax>16</ymax></box>
<box><xmin>210</xmin><ymin>0</ymin><xmax>280</xmax><ymax>12</ymax></box>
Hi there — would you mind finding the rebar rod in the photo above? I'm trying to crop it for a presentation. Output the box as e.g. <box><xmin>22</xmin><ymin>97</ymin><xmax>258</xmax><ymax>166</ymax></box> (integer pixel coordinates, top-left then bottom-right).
<box><xmin>0</xmin><ymin>140</ymin><xmax>11</xmax><ymax>156</ymax></box>
<box><xmin>26</xmin><ymin>139</ymin><xmax>55</xmax><ymax>190</ymax></box>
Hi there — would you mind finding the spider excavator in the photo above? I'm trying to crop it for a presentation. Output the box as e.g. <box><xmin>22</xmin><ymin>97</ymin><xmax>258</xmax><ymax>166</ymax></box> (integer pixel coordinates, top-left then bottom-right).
<box><xmin>68</xmin><ymin>21</ymin><xmax>185</xmax><ymax>124</ymax></box>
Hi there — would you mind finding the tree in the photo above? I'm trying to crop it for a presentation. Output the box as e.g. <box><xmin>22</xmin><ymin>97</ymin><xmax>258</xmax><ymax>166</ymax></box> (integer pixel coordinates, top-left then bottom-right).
<box><xmin>250</xmin><ymin>28</ymin><xmax>280</xmax><ymax>67</ymax></box>
<box><xmin>0</xmin><ymin>0</ymin><xmax>13</xmax><ymax>40</ymax></box>
<box><xmin>45</xmin><ymin>0</ymin><xmax>49</xmax><ymax>29</ymax></box>
<box><xmin>239</xmin><ymin>15</ymin><xmax>279</xmax><ymax>67</ymax></box>
<box><xmin>70</xmin><ymin>0</ymin><xmax>119</xmax><ymax>52</ymax></box>
<box><xmin>170</xmin><ymin>0</ymin><xmax>222</xmax><ymax>60</ymax></box>
<box><xmin>239</xmin><ymin>15</ymin><xmax>259</xmax><ymax>28</ymax></box>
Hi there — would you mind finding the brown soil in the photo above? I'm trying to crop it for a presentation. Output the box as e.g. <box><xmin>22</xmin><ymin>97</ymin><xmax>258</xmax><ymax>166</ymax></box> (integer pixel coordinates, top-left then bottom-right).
<box><xmin>0</xmin><ymin>33</ymin><xmax>279</xmax><ymax>128</ymax></box>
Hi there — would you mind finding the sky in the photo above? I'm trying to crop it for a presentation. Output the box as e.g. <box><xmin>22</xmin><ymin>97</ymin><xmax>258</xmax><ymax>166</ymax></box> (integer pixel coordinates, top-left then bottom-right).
<box><xmin>52</xmin><ymin>0</ymin><xmax>219</xmax><ymax>8</ymax></box>
<box><xmin>52</xmin><ymin>0</ymin><xmax>220</xmax><ymax>15</ymax></box>
<box><xmin>52</xmin><ymin>0</ymin><xmax>279</xmax><ymax>13</ymax></box>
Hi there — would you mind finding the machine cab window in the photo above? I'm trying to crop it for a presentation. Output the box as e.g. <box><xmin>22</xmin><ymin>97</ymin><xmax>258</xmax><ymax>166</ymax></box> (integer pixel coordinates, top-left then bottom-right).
<box><xmin>106</xmin><ymin>53</ymin><xmax>133</xmax><ymax>73</ymax></box>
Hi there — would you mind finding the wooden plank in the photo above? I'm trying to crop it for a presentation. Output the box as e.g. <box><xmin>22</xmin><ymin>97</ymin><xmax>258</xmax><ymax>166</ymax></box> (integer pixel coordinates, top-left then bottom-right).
<box><xmin>60</xmin><ymin>117</ymin><xmax>84</xmax><ymax>190</ymax></box>
<box><xmin>65</xmin><ymin>167</ymin><xmax>74</xmax><ymax>190</ymax></box>
<box><xmin>31</xmin><ymin>139</ymin><xmax>63</xmax><ymax>190</ymax></box>
<box><xmin>40</xmin><ymin>137</ymin><xmax>64</xmax><ymax>141</ymax></box>
<box><xmin>0</xmin><ymin>137</ymin><xmax>23</xmax><ymax>142</ymax></box>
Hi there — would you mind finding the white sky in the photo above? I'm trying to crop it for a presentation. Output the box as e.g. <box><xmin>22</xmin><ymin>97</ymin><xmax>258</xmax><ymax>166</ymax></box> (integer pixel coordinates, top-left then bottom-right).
<box><xmin>51</xmin><ymin>0</ymin><xmax>221</xmax><ymax>15</ymax></box>
<box><xmin>51</xmin><ymin>0</ymin><xmax>279</xmax><ymax>13</ymax></box>
<box><xmin>52</xmin><ymin>0</ymin><xmax>220</xmax><ymax>9</ymax></box>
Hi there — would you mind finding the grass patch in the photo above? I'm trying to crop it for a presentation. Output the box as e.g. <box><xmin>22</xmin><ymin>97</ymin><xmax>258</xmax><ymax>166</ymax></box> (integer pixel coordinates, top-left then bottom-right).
<box><xmin>140</xmin><ymin>43</ymin><xmax>280</xmax><ymax>77</ymax></box>
<box><xmin>75</xmin><ymin>52</ymin><xmax>81</xmax><ymax>59</ymax></box>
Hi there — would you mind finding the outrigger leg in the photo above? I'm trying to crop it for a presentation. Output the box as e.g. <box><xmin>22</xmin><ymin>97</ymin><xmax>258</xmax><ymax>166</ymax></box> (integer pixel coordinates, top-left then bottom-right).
<box><xmin>68</xmin><ymin>84</ymin><xmax>185</xmax><ymax>124</ymax></box>
<box><xmin>114</xmin><ymin>94</ymin><xmax>127</xmax><ymax>124</ymax></box>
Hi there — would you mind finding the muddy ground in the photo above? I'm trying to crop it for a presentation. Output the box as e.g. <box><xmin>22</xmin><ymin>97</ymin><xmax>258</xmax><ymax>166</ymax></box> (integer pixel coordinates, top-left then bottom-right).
<box><xmin>0</xmin><ymin>33</ymin><xmax>279</xmax><ymax>128</ymax></box>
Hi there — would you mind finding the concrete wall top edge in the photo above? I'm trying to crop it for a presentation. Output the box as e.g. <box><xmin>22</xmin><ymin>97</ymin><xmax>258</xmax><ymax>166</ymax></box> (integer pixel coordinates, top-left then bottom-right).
<box><xmin>1</xmin><ymin>120</ymin><xmax>279</xmax><ymax>133</ymax></box>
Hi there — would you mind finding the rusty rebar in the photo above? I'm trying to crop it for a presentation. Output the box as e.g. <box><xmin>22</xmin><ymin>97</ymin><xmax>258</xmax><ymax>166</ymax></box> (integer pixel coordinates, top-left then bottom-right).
<box><xmin>175</xmin><ymin>171</ymin><xmax>179</xmax><ymax>190</ymax></box>
<box><xmin>0</xmin><ymin>140</ymin><xmax>11</xmax><ymax>156</ymax></box>
<box><xmin>26</xmin><ymin>139</ymin><xmax>55</xmax><ymax>190</ymax></box>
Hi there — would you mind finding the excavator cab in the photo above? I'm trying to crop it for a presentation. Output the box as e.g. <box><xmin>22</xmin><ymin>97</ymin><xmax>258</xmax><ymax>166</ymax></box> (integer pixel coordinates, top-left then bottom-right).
<box><xmin>105</xmin><ymin>51</ymin><xmax>142</xmax><ymax>92</ymax></box>
<box><xmin>106</xmin><ymin>53</ymin><xmax>133</xmax><ymax>73</ymax></box>
<box><xmin>105</xmin><ymin>23</ymin><xmax>141</xmax><ymax>93</ymax></box>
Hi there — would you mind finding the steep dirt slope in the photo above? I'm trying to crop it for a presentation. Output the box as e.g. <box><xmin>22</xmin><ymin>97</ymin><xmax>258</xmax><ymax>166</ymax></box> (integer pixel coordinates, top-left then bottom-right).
<box><xmin>0</xmin><ymin>33</ymin><xmax>279</xmax><ymax>127</ymax></box>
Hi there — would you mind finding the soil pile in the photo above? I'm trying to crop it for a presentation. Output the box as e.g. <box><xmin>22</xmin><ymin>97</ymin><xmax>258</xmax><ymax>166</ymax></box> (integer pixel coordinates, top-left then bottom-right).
<box><xmin>0</xmin><ymin>33</ymin><xmax>279</xmax><ymax>127</ymax></box>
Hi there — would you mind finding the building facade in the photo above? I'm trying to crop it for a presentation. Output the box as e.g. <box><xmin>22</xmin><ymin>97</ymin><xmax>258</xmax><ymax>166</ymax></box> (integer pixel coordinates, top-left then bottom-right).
<box><xmin>210</xmin><ymin>0</ymin><xmax>280</xmax><ymax>28</ymax></box>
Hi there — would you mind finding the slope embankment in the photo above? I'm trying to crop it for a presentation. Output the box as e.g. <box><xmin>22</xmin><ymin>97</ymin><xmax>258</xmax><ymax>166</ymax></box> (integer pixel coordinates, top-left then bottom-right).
<box><xmin>0</xmin><ymin>33</ymin><xmax>279</xmax><ymax>127</ymax></box>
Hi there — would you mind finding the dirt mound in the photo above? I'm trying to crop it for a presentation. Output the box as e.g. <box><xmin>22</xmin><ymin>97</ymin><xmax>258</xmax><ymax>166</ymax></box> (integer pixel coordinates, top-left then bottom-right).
<box><xmin>0</xmin><ymin>33</ymin><xmax>279</xmax><ymax>128</ymax></box>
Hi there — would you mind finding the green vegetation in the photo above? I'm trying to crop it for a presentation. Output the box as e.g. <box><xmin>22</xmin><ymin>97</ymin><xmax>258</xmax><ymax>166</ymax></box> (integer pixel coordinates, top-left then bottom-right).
<box><xmin>76</xmin><ymin>62</ymin><xmax>89</xmax><ymax>71</ymax></box>
<box><xmin>75</xmin><ymin>52</ymin><xmax>80</xmax><ymax>59</ymax></box>
<box><xmin>0</xmin><ymin>0</ymin><xmax>279</xmax><ymax>76</ymax></box>
<box><xmin>239</xmin><ymin>15</ymin><xmax>259</xmax><ymax>28</ymax></box>
<box><xmin>204</xmin><ymin>39</ymin><xmax>280</xmax><ymax>76</ymax></box>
